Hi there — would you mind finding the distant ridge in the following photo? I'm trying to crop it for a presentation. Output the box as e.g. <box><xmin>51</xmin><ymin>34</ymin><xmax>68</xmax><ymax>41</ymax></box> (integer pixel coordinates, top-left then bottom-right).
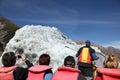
<box><xmin>0</xmin><ymin>16</ymin><xmax>19</xmax><ymax>52</ymax></box>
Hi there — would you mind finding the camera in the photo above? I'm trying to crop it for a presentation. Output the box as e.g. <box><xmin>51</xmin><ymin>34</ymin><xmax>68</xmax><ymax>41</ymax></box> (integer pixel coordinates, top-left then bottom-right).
<box><xmin>15</xmin><ymin>48</ymin><xmax>24</xmax><ymax>58</ymax></box>
<box><xmin>18</xmin><ymin>54</ymin><xmax>21</xmax><ymax>58</ymax></box>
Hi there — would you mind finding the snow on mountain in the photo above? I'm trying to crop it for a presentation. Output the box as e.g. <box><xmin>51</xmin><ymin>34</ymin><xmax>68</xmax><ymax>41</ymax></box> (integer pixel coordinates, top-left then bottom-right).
<box><xmin>0</xmin><ymin>25</ymin><xmax>105</xmax><ymax>71</ymax></box>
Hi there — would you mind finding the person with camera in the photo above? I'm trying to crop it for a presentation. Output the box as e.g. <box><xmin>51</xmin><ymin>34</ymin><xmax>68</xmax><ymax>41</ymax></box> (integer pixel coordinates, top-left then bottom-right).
<box><xmin>0</xmin><ymin>52</ymin><xmax>33</xmax><ymax>80</ymax></box>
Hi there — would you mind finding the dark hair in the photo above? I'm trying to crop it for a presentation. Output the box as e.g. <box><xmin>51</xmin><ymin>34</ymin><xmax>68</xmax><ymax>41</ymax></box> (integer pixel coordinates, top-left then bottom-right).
<box><xmin>39</xmin><ymin>54</ymin><xmax>50</xmax><ymax>65</ymax></box>
<box><xmin>2</xmin><ymin>52</ymin><xmax>16</xmax><ymax>67</ymax></box>
<box><xmin>85</xmin><ymin>40</ymin><xmax>91</xmax><ymax>46</ymax></box>
<box><xmin>64</xmin><ymin>55</ymin><xmax>75</xmax><ymax>68</ymax></box>
<box><xmin>85</xmin><ymin>40</ymin><xmax>90</xmax><ymax>43</ymax></box>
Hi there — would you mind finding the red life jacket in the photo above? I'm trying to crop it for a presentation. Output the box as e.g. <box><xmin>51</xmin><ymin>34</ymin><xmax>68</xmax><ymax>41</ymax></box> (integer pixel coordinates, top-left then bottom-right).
<box><xmin>28</xmin><ymin>65</ymin><xmax>52</xmax><ymax>80</ymax></box>
<box><xmin>95</xmin><ymin>68</ymin><xmax>120</xmax><ymax>80</ymax></box>
<box><xmin>0</xmin><ymin>66</ymin><xmax>17</xmax><ymax>80</ymax></box>
<box><xmin>78</xmin><ymin>47</ymin><xmax>92</xmax><ymax>64</ymax></box>
<box><xmin>52</xmin><ymin>66</ymin><xmax>80</xmax><ymax>80</ymax></box>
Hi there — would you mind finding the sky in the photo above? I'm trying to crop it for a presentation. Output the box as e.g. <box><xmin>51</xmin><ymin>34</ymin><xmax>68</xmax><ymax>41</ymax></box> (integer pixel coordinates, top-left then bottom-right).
<box><xmin>0</xmin><ymin>0</ymin><xmax>120</xmax><ymax>48</ymax></box>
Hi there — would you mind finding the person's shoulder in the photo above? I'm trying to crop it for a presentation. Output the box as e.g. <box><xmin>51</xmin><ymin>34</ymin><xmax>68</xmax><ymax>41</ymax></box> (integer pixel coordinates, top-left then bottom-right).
<box><xmin>89</xmin><ymin>46</ymin><xmax>95</xmax><ymax>50</ymax></box>
<box><xmin>81</xmin><ymin>46</ymin><xmax>86</xmax><ymax>49</ymax></box>
<box><xmin>13</xmin><ymin>67</ymin><xmax>28</xmax><ymax>80</ymax></box>
<box><xmin>14</xmin><ymin>67</ymin><xmax>28</xmax><ymax>73</ymax></box>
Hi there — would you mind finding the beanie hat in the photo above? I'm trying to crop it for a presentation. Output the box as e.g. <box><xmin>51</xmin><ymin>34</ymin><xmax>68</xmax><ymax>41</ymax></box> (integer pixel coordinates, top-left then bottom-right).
<box><xmin>64</xmin><ymin>55</ymin><xmax>75</xmax><ymax>66</ymax></box>
<box><xmin>85</xmin><ymin>40</ymin><xmax>91</xmax><ymax>43</ymax></box>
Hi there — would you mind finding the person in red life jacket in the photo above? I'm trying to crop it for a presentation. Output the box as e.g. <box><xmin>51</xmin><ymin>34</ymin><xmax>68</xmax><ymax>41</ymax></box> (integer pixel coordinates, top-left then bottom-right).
<box><xmin>76</xmin><ymin>40</ymin><xmax>98</xmax><ymax>78</ymax></box>
<box><xmin>52</xmin><ymin>55</ymin><xmax>86</xmax><ymax>80</ymax></box>
<box><xmin>28</xmin><ymin>53</ymin><xmax>53</xmax><ymax>80</ymax></box>
<box><xmin>95</xmin><ymin>54</ymin><xmax>120</xmax><ymax>80</ymax></box>
<box><xmin>0</xmin><ymin>52</ymin><xmax>33</xmax><ymax>80</ymax></box>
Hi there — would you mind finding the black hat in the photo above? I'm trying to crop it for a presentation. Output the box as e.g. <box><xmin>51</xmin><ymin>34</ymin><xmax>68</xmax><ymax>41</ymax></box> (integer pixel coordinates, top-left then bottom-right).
<box><xmin>85</xmin><ymin>40</ymin><xmax>91</xmax><ymax>43</ymax></box>
<box><xmin>64</xmin><ymin>55</ymin><xmax>75</xmax><ymax>66</ymax></box>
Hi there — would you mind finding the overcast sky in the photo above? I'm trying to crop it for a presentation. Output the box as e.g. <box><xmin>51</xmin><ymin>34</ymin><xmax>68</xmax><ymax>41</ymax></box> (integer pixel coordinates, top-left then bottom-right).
<box><xmin>0</xmin><ymin>0</ymin><xmax>120</xmax><ymax>48</ymax></box>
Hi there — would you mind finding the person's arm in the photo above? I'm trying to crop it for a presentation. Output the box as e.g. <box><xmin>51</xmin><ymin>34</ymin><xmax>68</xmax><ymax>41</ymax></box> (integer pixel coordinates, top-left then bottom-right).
<box><xmin>44</xmin><ymin>73</ymin><xmax>53</xmax><ymax>80</ymax></box>
<box><xmin>44</xmin><ymin>70</ymin><xmax>53</xmax><ymax>80</ymax></box>
<box><xmin>89</xmin><ymin>48</ymin><xmax>97</xmax><ymax>61</ymax></box>
<box><xmin>76</xmin><ymin>53</ymin><xmax>79</xmax><ymax>57</ymax></box>
<box><xmin>76</xmin><ymin>48</ymin><xmax>82</xmax><ymax>57</ymax></box>
<box><xmin>92</xmin><ymin>53</ymin><xmax>99</xmax><ymax>60</ymax></box>
<box><xmin>25</xmin><ymin>60</ymin><xmax>33</xmax><ymax>67</ymax></box>
<box><xmin>21</xmin><ymin>54</ymin><xmax>33</xmax><ymax>68</ymax></box>
<box><xmin>91</xmin><ymin>48</ymin><xmax>99</xmax><ymax>60</ymax></box>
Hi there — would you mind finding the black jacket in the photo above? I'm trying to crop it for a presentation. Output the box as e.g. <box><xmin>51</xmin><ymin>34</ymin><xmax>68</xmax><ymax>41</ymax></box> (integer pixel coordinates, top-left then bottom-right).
<box><xmin>78</xmin><ymin>73</ymin><xmax>87</xmax><ymax>80</ymax></box>
<box><xmin>13</xmin><ymin>60</ymin><xmax>33</xmax><ymax>80</ymax></box>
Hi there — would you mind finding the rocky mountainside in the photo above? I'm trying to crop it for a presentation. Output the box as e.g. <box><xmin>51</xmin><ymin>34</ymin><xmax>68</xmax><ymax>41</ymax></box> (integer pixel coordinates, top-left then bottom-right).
<box><xmin>0</xmin><ymin>16</ymin><xmax>19</xmax><ymax>53</ymax></box>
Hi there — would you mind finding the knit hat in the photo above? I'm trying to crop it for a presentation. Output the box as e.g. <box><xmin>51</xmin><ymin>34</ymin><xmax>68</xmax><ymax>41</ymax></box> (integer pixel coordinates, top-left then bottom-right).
<box><xmin>64</xmin><ymin>55</ymin><xmax>75</xmax><ymax>66</ymax></box>
<box><xmin>85</xmin><ymin>40</ymin><xmax>91</xmax><ymax>43</ymax></box>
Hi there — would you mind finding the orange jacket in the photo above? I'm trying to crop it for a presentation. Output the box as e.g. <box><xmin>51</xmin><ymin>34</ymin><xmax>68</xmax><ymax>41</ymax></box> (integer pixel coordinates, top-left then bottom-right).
<box><xmin>95</xmin><ymin>68</ymin><xmax>120</xmax><ymax>80</ymax></box>
<box><xmin>52</xmin><ymin>66</ymin><xmax>80</xmax><ymax>80</ymax></box>
<box><xmin>0</xmin><ymin>66</ymin><xmax>17</xmax><ymax>80</ymax></box>
<box><xmin>28</xmin><ymin>65</ymin><xmax>52</xmax><ymax>80</ymax></box>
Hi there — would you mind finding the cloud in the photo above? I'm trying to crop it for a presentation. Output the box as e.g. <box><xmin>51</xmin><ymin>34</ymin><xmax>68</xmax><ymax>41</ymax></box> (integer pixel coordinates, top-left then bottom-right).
<box><xmin>0</xmin><ymin>0</ymin><xmax>27</xmax><ymax>7</ymax></box>
<box><xmin>1</xmin><ymin>0</ymin><xmax>119</xmax><ymax>27</ymax></box>
<box><xmin>102</xmin><ymin>41</ymin><xmax>120</xmax><ymax>49</ymax></box>
<box><xmin>11</xmin><ymin>17</ymin><xmax>120</xmax><ymax>26</ymax></box>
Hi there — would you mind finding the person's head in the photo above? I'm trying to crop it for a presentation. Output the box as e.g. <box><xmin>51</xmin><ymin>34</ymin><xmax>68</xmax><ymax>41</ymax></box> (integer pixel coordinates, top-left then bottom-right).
<box><xmin>85</xmin><ymin>40</ymin><xmax>91</xmax><ymax>47</ymax></box>
<box><xmin>2</xmin><ymin>52</ymin><xmax>16</xmax><ymax>67</ymax></box>
<box><xmin>103</xmin><ymin>54</ymin><xmax>119</xmax><ymax>68</ymax></box>
<box><xmin>64</xmin><ymin>55</ymin><xmax>75</xmax><ymax>68</ymax></box>
<box><xmin>39</xmin><ymin>54</ymin><xmax>50</xmax><ymax>65</ymax></box>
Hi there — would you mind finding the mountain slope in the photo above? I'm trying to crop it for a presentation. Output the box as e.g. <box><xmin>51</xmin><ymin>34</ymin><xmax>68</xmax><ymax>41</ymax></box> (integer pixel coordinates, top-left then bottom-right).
<box><xmin>0</xmin><ymin>25</ymin><xmax>104</xmax><ymax>71</ymax></box>
<box><xmin>0</xmin><ymin>17</ymin><xmax>119</xmax><ymax>71</ymax></box>
<box><xmin>0</xmin><ymin>16</ymin><xmax>19</xmax><ymax>52</ymax></box>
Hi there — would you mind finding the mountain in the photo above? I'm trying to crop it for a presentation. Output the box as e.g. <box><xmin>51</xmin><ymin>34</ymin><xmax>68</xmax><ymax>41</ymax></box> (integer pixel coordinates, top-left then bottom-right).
<box><xmin>0</xmin><ymin>17</ymin><xmax>119</xmax><ymax>71</ymax></box>
<box><xmin>0</xmin><ymin>25</ymin><xmax>105</xmax><ymax>72</ymax></box>
<box><xmin>0</xmin><ymin>16</ymin><xmax>19</xmax><ymax>54</ymax></box>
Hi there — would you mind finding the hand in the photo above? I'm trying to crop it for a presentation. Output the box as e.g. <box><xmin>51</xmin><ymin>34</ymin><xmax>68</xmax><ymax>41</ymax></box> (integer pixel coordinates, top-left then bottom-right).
<box><xmin>93</xmin><ymin>57</ymin><xmax>99</xmax><ymax>60</ymax></box>
<box><xmin>21</xmin><ymin>54</ymin><xmax>27</xmax><ymax>61</ymax></box>
<box><xmin>95</xmin><ymin>57</ymin><xmax>99</xmax><ymax>60</ymax></box>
